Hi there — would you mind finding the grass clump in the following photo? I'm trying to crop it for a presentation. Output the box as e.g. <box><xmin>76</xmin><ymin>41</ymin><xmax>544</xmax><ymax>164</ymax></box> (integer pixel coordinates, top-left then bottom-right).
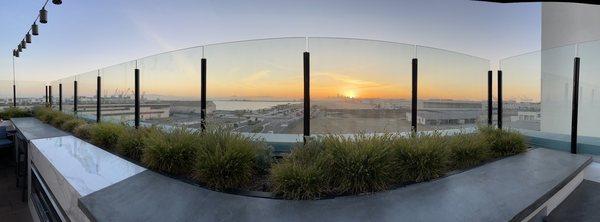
<box><xmin>73</xmin><ymin>123</ymin><xmax>93</xmax><ymax>140</ymax></box>
<box><xmin>193</xmin><ymin>130</ymin><xmax>270</xmax><ymax>190</ymax></box>
<box><xmin>322</xmin><ymin>134</ymin><xmax>395</xmax><ymax>194</ymax></box>
<box><xmin>272</xmin><ymin>135</ymin><xmax>396</xmax><ymax>199</ymax></box>
<box><xmin>447</xmin><ymin>133</ymin><xmax>490</xmax><ymax>169</ymax></box>
<box><xmin>0</xmin><ymin>107</ymin><xmax>31</xmax><ymax>119</ymax></box>
<box><xmin>89</xmin><ymin>122</ymin><xmax>127</xmax><ymax>150</ymax></box>
<box><xmin>50</xmin><ymin>113</ymin><xmax>73</xmax><ymax>128</ymax></box>
<box><xmin>271</xmin><ymin>140</ymin><xmax>326</xmax><ymax>200</ymax></box>
<box><xmin>61</xmin><ymin>118</ymin><xmax>87</xmax><ymax>132</ymax></box>
<box><xmin>478</xmin><ymin>126</ymin><xmax>527</xmax><ymax>157</ymax></box>
<box><xmin>116</xmin><ymin>127</ymin><xmax>157</xmax><ymax>161</ymax></box>
<box><xmin>34</xmin><ymin>107</ymin><xmax>55</xmax><ymax>123</ymax></box>
<box><xmin>393</xmin><ymin>133</ymin><xmax>449</xmax><ymax>183</ymax></box>
<box><xmin>142</xmin><ymin>128</ymin><xmax>200</xmax><ymax>175</ymax></box>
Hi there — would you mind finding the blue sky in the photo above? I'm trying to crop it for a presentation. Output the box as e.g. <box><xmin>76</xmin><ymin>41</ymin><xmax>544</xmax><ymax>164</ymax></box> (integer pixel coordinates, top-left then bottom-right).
<box><xmin>0</xmin><ymin>0</ymin><xmax>540</xmax><ymax>83</ymax></box>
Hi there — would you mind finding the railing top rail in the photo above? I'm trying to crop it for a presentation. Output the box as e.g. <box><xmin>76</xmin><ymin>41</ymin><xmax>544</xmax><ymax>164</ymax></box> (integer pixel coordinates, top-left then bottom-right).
<box><xmin>49</xmin><ymin>36</ymin><xmax>493</xmax><ymax>82</ymax></box>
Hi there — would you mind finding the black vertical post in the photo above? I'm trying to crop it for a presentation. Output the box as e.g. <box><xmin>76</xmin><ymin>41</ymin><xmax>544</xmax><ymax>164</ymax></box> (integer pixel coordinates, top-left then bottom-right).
<box><xmin>74</xmin><ymin>80</ymin><xmax>78</xmax><ymax>114</ymax></box>
<box><xmin>200</xmin><ymin>58</ymin><xmax>207</xmax><ymax>131</ymax></box>
<box><xmin>411</xmin><ymin>58</ymin><xmax>418</xmax><ymax>132</ymax></box>
<box><xmin>97</xmin><ymin>76</ymin><xmax>101</xmax><ymax>123</ymax></box>
<box><xmin>488</xmin><ymin>70</ymin><xmax>493</xmax><ymax>125</ymax></box>
<box><xmin>59</xmin><ymin>84</ymin><xmax>63</xmax><ymax>111</ymax></box>
<box><xmin>49</xmin><ymin>86</ymin><xmax>52</xmax><ymax>108</ymax></box>
<box><xmin>12</xmin><ymin>84</ymin><xmax>16</xmax><ymax>107</ymax></box>
<box><xmin>498</xmin><ymin>70</ymin><xmax>503</xmax><ymax>129</ymax></box>
<box><xmin>135</xmin><ymin>69</ymin><xmax>140</xmax><ymax>128</ymax></box>
<box><xmin>303</xmin><ymin>52</ymin><xmax>310</xmax><ymax>141</ymax></box>
<box><xmin>45</xmin><ymin>86</ymin><xmax>48</xmax><ymax>106</ymax></box>
<box><xmin>571</xmin><ymin>57</ymin><xmax>580</xmax><ymax>154</ymax></box>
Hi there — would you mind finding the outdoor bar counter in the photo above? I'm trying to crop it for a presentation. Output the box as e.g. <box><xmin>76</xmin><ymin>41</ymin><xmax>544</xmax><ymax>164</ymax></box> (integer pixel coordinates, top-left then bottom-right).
<box><xmin>11</xmin><ymin>118</ymin><xmax>146</xmax><ymax>222</ymax></box>
<box><xmin>10</xmin><ymin>117</ymin><xmax>593</xmax><ymax>222</ymax></box>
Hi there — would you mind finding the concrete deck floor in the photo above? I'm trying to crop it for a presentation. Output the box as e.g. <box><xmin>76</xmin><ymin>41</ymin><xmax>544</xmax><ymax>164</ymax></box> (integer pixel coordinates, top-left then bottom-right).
<box><xmin>545</xmin><ymin>161</ymin><xmax>600</xmax><ymax>222</ymax></box>
<box><xmin>0</xmin><ymin>150</ymin><xmax>33</xmax><ymax>222</ymax></box>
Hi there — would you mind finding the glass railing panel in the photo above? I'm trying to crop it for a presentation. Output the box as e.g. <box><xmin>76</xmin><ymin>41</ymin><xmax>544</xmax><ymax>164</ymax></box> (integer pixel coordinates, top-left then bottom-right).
<box><xmin>50</xmin><ymin>80</ymin><xmax>60</xmax><ymax>110</ymax></box>
<box><xmin>539</xmin><ymin>45</ymin><xmax>577</xmax><ymax>135</ymax></box>
<box><xmin>578</xmin><ymin>40</ymin><xmax>600</xmax><ymax>139</ymax></box>
<box><xmin>99</xmin><ymin>61</ymin><xmax>136</xmax><ymax>125</ymax></box>
<box><xmin>500</xmin><ymin>51</ymin><xmax>541</xmax><ymax>131</ymax></box>
<box><xmin>60</xmin><ymin>76</ymin><xmax>76</xmax><ymax>115</ymax></box>
<box><xmin>309</xmin><ymin>38</ymin><xmax>414</xmax><ymax>134</ymax></box>
<box><xmin>0</xmin><ymin>80</ymin><xmax>13</xmax><ymax>111</ymax></box>
<box><xmin>15</xmin><ymin>80</ymin><xmax>46</xmax><ymax>109</ymax></box>
<box><xmin>76</xmin><ymin>71</ymin><xmax>99</xmax><ymax>122</ymax></box>
<box><xmin>137</xmin><ymin>47</ymin><xmax>203</xmax><ymax>128</ymax></box>
<box><xmin>416</xmin><ymin>46</ymin><xmax>489</xmax><ymax>132</ymax></box>
<box><xmin>204</xmin><ymin>38</ymin><xmax>304</xmax><ymax>138</ymax></box>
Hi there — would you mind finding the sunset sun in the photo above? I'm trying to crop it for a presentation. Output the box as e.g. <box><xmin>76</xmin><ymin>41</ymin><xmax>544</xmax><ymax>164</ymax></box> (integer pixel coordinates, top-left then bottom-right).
<box><xmin>343</xmin><ymin>90</ymin><xmax>357</xmax><ymax>98</ymax></box>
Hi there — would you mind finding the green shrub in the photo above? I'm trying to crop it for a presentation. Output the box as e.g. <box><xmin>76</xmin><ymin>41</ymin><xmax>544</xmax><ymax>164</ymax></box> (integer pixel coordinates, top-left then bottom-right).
<box><xmin>142</xmin><ymin>128</ymin><xmax>200</xmax><ymax>175</ymax></box>
<box><xmin>34</xmin><ymin>107</ymin><xmax>55</xmax><ymax>123</ymax></box>
<box><xmin>271</xmin><ymin>140</ymin><xmax>326</xmax><ymax>199</ymax></box>
<box><xmin>478</xmin><ymin>126</ymin><xmax>527</xmax><ymax>157</ymax></box>
<box><xmin>50</xmin><ymin>113</ymin><xmax>73</xmax><ymax>128</ymax></box>
<box><xmin>393</xmin><ymin>134</ymin><xmax>449</xmax><ymax>183</ymax></box>
<box><xmin>61</xmin><ymin>118</ymin><xmax>87</xmax><ymax>132</ymax></box>
<box><xmin>89</xmin><ymin>122</ymin><xmax>126</xmax><ymax>150</ymax></box>
<box><xmin>73</xmin><ymin>123</ymin><xmax>93</xmax><ymax>140</ymax></box>
<box><xmin>193</xmin><ymin>130</ymin><xmax>266</xmax><ymax>190</ymax></box>
<box><xmin>271</xmin><ymin>162</ymin><xmax>325</xmax><ymax>200</ymax></box>
<box><xmin>447</xmin><ymin>133</ymin><xmax>490</xmax><ymax>169</ymax></box>
<box><xmin>321</xmin><ymin>134</ymin><xmax>395</xmax><ymax>194</ymax></box>
<box><xmin>116</xmin><ymin>127</ymin><xmax>157</xmax><ymax>161</ymax></box>
<box><xmin>0</xmin><ymin>107</ymin><xmax>31</xmax><ymax>119</ymax></box>
<box><xmin>253</xmin><ymin>143</ymin><xmax>273</xmax><ymax>176</ymax></box>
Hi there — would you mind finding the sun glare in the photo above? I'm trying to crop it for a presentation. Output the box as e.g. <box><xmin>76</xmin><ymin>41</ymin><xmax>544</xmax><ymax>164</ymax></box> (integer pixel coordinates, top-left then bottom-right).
<box><xmin>344</xmin><ymin>90</ymin><xmax>357</xmax><ymax>98</ymax></box>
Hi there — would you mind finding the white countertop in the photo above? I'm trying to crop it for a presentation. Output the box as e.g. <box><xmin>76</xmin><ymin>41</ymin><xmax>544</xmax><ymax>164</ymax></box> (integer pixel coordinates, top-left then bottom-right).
<box><xmin>31</xmin><ymin>135</ymin><xmax>146</xmax><ymax>196</ymax></box>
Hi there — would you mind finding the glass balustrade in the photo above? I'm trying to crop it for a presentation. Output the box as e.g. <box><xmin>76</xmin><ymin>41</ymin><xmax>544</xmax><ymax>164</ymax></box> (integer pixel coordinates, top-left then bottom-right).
<box><xmin>31</xmin><ymin>37</ymin><xmax>600</xmax><ymax>152</ymax></box>
<box><xmin>417</xmin><ymin>46</ymin><xmax>489</xmax><ymax>132</ymax></box>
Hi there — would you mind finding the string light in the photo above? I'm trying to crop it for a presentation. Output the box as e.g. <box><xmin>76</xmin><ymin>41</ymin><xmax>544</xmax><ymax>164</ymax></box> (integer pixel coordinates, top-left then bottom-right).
<box><xmin>32</xmin><ymin>23</ymin><xmax>39</xmax><ymax>36</ymax></box>
<box><xmin>11</xmin><ymin>0</ymin><xmax>62</xmax><ymax>58</ymax></box>
<box><xmin>39</xmin><ymin>8</ymin><xmax>48</xmax><ymax>24</ymax></box>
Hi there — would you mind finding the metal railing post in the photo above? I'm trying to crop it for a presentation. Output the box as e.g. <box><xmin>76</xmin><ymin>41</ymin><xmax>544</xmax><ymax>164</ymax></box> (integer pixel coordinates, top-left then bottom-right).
<box><xmin>74</xmin><ymin>80</ymin><xmax>78</xmax><ymax>114</ymax></box>
<box><xmin>49</xmin><ymin>86</ymin><xmax>52</xmax><ymax>108</ymax></box>
<box><xmin>200</xmin><ymin>58</ymin><xmax>207</xmax><ymax>131</ymax></box>
<box><xmin>497</xmin><ymin>70</ymin><xmax>503</xmax><ymax>129</ymax></box>
<box><xmin>97</xmin><ymin>75</ymin><xmax>101</xmax><ymax>123</ymax></box>
<box><xmin>59</xmin><ymin>83</ymin><xmax>62</xmax><ymax>111</ymax></box>
<box><xmin>303</xmin><ymin>52</ymin><xmax>310</xmax><ymax>141</ymax></box>
<box><xmin>571</xmin><ymin>57</ymin><xmax>580</xmax><ymax>154</ymax></box>
<box><xmin>13</xmin><ymin>84</ymin><xmax>16</xmax><ymax>107</ymax></box>
<box><xmin>135</xmin><ymin>68</ymin><xmax>140</xmax><ymax>128</ymax></box>
<box><xmin>411</xmin><ymin>58</ymin><xmax>418</xmax><ymax>132</ymax></box>
<box><xmin>488</xmin><ymin>70</ymin><xmax>493</xmax><ymax>125</ymax></box>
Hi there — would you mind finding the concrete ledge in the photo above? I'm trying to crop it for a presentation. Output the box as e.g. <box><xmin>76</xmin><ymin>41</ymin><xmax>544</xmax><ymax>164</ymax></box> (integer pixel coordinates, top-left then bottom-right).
<box><xmin>78</xmin><ymin>148</ymin><xmax>591</xmax><ymax>222</ymax></box>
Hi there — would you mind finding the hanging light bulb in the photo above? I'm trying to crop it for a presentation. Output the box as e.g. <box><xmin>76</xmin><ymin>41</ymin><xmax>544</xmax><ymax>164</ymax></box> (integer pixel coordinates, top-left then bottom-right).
<box><xmin>40</xmin><ymin>8</ymin><xmax>48</xmax><ymax>24</ymax></box>
<box><xmin>21</xmin><ymin>40</ymin><xmax>27</xmax><ymax>49</ymax></box>
<box><xmin>52</xmin><ymin>0</ymin><xmax>62</xmax><ymax>5</ymax></box>
<box><xmin>32</xmin><ymin>23</ymin><xmax>39</xmax><ymax>35</ymax></box>
<box><xmin>18</xmin><ymin>44</ymin><xmax>22</xmax><ymax>52</ymax></box>
<box><xmin>14</xmin><ymin>50</ymin><xmax>19</xmax><ymax>57</ymax></box>
<box><xmin>26</xmin><ymin>33</ymin><xmax>32</xmax><ymax>43</ymax></box>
